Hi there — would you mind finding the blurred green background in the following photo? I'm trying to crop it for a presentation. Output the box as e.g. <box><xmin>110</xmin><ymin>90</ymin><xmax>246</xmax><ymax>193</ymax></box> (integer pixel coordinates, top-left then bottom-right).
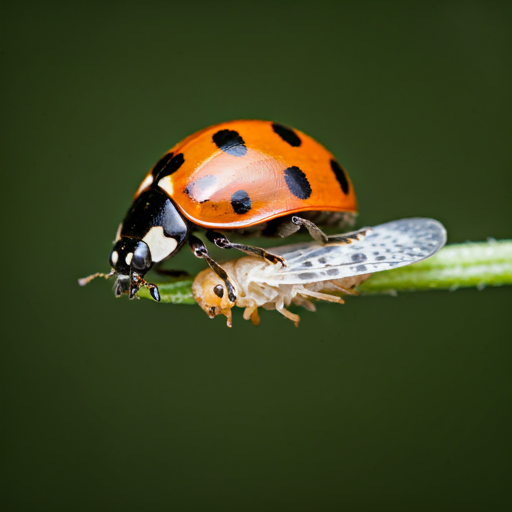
<box><xmin>1</xmin><ymin>1</ymin><xmax>511</xmax><ymax>510</ymax></box>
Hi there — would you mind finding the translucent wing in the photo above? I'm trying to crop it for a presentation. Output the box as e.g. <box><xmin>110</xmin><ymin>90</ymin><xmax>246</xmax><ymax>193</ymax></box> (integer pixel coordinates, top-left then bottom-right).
<box><xmin>254</xmin><ymin>218</ymin><xmax>447</xmax><ymax>285</ymax></box>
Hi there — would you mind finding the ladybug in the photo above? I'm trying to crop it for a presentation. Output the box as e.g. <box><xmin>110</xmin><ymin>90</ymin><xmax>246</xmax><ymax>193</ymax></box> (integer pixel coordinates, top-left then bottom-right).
<box><xmin>79</xmin><ymin>120</ymin><xmax>357</xmax><ymax>302</ymax></box>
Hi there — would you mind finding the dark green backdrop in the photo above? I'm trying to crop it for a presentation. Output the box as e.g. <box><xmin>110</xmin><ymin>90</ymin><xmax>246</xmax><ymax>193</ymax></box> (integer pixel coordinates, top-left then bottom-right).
<box><xmin>1</xmin><ymin>1</ymin><xmax>511</xmax><ymax>511</ymax></box>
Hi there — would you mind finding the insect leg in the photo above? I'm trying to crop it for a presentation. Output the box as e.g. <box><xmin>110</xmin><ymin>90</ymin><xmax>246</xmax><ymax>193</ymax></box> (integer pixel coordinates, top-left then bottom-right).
<box><xmin>126</xmin><ymin>271</ymin><xmax>161</xmax><ymax>302</ymax></box>
<box><xmin>144</xmin><ymin>281</ymin><xmax>161</xmax><ymax>302</ymax></box>
<box><xmin>189</xmin><ymin>235</ymin><xmax>237</xmax><ymax>302</ymax></box>
<box><xmin>276</xmin><ymin>306</ymin><xmax>301</xmax><ymax>327</ymax></box>
<box><xmin>293</xmin><ymin>295</ymin><xmax>317</xmax><ymax>312</ymax></box>
<box><xmin>261</xmin><ymin>214</ymin><xmax>302</xmax><ymax>238</ymax></box>
<box><xmin>292</xmin><ymin>216</ymin><xmax>371</xmax><ymax>245</ymax></box>
<box><xmin>291</xmin><ymin>216</ymin><xmax>329</xmax><ymax>244</ymax></box>
<box><xmin>206</xmin><ymin>231</ymin><xmax>285</xmax><ymax>265</ymax></box>
<box><xmin>326</xmin><ymin>227</ymin><xmax>372</xmax><ymax>244</ymax></box>
<box><xmin>243</xmin><ymin>305</ymin><xmax>261</xmax><ymax>326</ymax></box>
<box><xmin>298</xmin><ymin>289</ymin><xmax>345</xmax><ymax>304</ymax></box>
<box><xmin>328</xmin><ymin>282</ymin><xmax>359</xmax><ymax>296</ymax></box>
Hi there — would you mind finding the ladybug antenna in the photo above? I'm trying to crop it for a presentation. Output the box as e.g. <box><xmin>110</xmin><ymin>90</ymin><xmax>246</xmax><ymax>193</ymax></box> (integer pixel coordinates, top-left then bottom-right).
<box><xmin>78</xmin><ymin>269</ymin><xmax>115</xmax><ymax>287</ymax></box>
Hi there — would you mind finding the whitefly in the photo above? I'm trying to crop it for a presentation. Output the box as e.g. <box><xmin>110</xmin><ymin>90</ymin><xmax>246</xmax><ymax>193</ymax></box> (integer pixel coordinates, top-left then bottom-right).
<box><xmin>192</xmin><ymin>218</ymin><xmax>447</xmax><ymax>327</ymax></box>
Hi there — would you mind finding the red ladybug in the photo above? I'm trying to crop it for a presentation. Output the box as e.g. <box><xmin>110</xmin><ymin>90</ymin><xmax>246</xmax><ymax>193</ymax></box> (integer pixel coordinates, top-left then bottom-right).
<box><xmin>80</xmin><ymin>120</ymin><xmax>357</xmax><ymax>302</ymax></box>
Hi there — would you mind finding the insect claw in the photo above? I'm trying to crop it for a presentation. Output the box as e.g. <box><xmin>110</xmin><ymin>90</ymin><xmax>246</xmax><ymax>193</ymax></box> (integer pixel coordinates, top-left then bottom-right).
<box><xmin>250</xmin><ymin>309</ymin><xmax>260</xmax><ymax>326</ymax></box>
<box><xmin>129</xmin><ymin>285</ymin><xmax>138</xmax><ymax>300</ymax></box>
<box><xmin>148</xmin><ymin>283</ymin><xmax>161</xmax><ymax>302</ymax></box>
<box><xmin>267</xmin><ymin>253</ymin><xmax>286</xmax><ymax>265</ymax></box>
<box><xmin>277</xmin><ymin>306</ymin><xmax>300</xmax><ymax>325</ymax></box>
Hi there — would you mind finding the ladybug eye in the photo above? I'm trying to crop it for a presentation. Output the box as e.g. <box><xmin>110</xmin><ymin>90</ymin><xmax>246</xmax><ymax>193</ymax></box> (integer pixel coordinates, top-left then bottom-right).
<box><xmin>132</xmin><ymin>243</ymin><xmax>151</xmax><ymax>271</ymax></box>
<box><xmin>213</xmin><ymin>284</ymin><xmax>224</xmax><ymax>298</ymax></box>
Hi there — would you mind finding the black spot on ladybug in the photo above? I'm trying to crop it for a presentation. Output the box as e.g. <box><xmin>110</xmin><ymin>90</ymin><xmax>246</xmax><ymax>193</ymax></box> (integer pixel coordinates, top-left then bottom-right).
<box><xmin>318</xmin><ymin>257</ymin><xmax>327</xmax><ymax>264</ymax></box>
<box><xmin>272</xmin><ymin>123</ymin><xmax>301</xmax><ymax>147</ymax></box>
<box><xmin>351</xmin><ymin>253</ymin><xmax>367</xmax><ymax>263</ymax></box>
<box><xmin>155</xmin><ymin>153</ymin><xmax>184</xmax><ymax>180</ymax></box>
<box><xmin>231</xmin><ymin>190</ymin><xmax>252</xmax><ymax>214</ymax></box>
<box><xmin>327</xmin><ymin>268</ymin><xmax>339</xmax><ymax>276</ymax></box>
<box><xmin>284</xmin><ymin>166</ymin><xmax>312</xmax><ymax>200</ymax></box>
<box><xmin>212</xmin><ymin>130</ymin><xmax>247</xmax><ymax>157</ymax></box>
<box><xmin>299</xmin><ymin>272</ymin><xmax>316</xmax><ymax>280</ymax></box>
<box><xmin>185</xmin><ymin>174</ymin><xmax>217</xmax><ymax>203</ymax></box>
<box><xmin>302</xmin><ymin>261</ymin><xmax>313</xmax><ymax>267</ymax></box>
<box><xmin>356</xmin><ymin>264</ymin><xmax>367</xmax><ymax>272</ymax></box>
<box><xmin>152</xmin><ymin>152</ymin><xmax>174</xmax><ymax>178</ymax></box>
<box><xmin>330</xmin><ymin>159</ymin><xmax>350</xmax><ymax>195</ymax></box>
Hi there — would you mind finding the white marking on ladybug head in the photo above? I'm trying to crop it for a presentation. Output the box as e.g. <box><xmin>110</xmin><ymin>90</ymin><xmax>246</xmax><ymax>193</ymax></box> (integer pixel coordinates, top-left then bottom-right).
<box><xmin>125</xmin><ymin>252</ymin><xmax>133</xmax><ymax>265</ymax></box>
<box><xmin>111</xmin><ymin>251</ymin><xmax>119</xmax><ymax>265</ymax></box>
<box><xmin>157</xmin><ymin>176</ymin><xmax>173</xmax><ymax>197</ymax></box>
<box><xmin>135</xmin><ymin>174</ymin><xmax>154</xmax><ymax>197</ymax></box>
<box><xmin>143</xmin><ymin>226</ymin><xmax>178</xmax><ymax>262</ymax></box>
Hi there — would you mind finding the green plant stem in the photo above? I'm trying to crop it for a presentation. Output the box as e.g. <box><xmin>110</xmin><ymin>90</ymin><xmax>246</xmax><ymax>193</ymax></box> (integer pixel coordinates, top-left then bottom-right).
<box><xmin>359</xmin><ymin>240</ymin><xmax>512</xmax><ymax>294</ymax></box>
<box><xmin>139</xmin><ymin>278</ymin><xmax>196</xmax><ymax>304</ymax></box>
<box><xmin>139</xmin><ymin>240</ymin><xmax>512</xmax><ymax>303</ymax></box>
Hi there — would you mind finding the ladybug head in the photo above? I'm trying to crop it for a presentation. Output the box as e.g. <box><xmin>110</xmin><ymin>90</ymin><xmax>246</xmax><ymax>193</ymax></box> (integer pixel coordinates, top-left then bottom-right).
<box><xmin>78</xmin><ymin>237</ymin><xmax>160</xmax><ymax>302</ymax></box>
<box><xmin>109</xmin><ymin>237</ymin><xmax>160</xmax><ymax>301</ymax></box>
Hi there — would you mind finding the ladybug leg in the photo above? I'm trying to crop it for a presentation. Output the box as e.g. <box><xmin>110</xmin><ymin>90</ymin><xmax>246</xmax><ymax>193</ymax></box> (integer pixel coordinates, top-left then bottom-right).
<box><xmin>189</xmin><ymin>235</ymin><xmax>237</xmax><ymax>303</ymax></box>
<box><xmin>262</xmin><ymin>215</ymin><xmax>302</xmax><ymax>238</ymax></box>
<box><xmin>326</xmin><ymin>227</ymin><xmax>372</xmax><ymax>244</ymax></box>
<box><xmin>206</xmin><ymin>231</ymin><xmax>285</xmax><ymax>265</ymax></box>
<box><xmin>291</xmin><ymin>216</ymin><xmax>329</xmax><ymax>244</ymax></box>
<box><xmin>291</xmin><ymin>217</ymin><xmax>371</xmax><ymax>245</ymax></box>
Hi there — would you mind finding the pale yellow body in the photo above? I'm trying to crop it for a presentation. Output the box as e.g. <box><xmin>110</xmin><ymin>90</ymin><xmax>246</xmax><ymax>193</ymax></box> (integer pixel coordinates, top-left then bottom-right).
<box><xmin>192</xmin><ymin>257</ymin><xmax>371</xmax><ymax>327</ymax></box>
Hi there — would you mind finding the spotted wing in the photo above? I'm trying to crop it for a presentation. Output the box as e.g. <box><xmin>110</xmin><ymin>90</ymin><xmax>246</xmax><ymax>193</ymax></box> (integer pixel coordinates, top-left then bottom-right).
<box><xmin>256</xmin><ymin>218</ymin><xmax>447</xmax><ymax>285</ymax></box>
<box><xmin>159</xmin><ymin>120</ymin><xmax>357</xmax><ymax>229</ymax></box>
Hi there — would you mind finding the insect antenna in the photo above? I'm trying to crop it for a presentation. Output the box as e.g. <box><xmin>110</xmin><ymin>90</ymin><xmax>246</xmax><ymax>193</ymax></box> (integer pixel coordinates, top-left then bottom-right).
<box><xmin>78</xmin><ymin>269</ymin><xmax>115</xmax><ymax>287</ymax></box>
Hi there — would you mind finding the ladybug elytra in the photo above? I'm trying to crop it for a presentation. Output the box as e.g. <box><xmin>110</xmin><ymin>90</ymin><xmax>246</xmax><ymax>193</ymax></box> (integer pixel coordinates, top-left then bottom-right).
<box><xmin>80</xmin><ymin>120</ymin><xmax>357</xmax><ymax>301</ymax></box>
